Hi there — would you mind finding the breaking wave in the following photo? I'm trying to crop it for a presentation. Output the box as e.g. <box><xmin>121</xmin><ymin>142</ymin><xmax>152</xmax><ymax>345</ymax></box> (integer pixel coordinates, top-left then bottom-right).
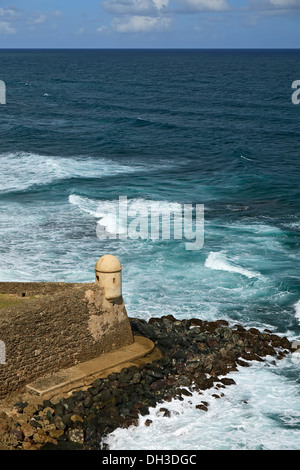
<box><xmin>0</xmin><ymin>151</ymin><xmax>149</xmax><ymax>194</ymax></box>
<box><xmin>205</xmin><ymin>251</ymin><xmax>261</xmax><ymax>279</ymax></box>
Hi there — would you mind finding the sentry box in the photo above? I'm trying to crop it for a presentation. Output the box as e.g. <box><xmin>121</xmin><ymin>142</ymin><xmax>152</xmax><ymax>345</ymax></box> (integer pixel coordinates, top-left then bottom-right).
<box><xmin>95</xmin><ymin>254</ymin><xmax>123</xmax><ymax>302</ymax></box>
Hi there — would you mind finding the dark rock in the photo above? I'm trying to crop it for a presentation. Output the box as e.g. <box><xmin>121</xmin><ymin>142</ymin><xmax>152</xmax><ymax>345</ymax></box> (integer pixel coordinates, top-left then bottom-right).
<box><xmin>249</xmin><ymin>327</ymin><xmax>261</xmax><ymax>335</ymax></box>
<box><xmin>83</xmin><ymin>396</ymin><xmax>93</xmax><ymax>409</ymax></box>
<box><xmin>130</xmin><ymin>319</ymin><xmax>158</xmax><ymax>341</ymax></box>
<box><xmin>215</xmin><ymin>383</ymin><xmax>226</xmax><ymax>389</ymax></box>
<box><xmin>13</xmin><ymin>401</ymin><xmax>28</xmax><ymax>413</ymax></box>
<box><xmin>42</xmin><ymin>400</ymin><xmax>53</xmax><ymax>409</ymax></box>
<box><xmin>84</xmin><ymin>414</ymin><xmax>98</xmax><ymax>443</ymax></box>
<box><xmin>53</xmin><ymin>416</ymin><xmax>66</xmax><ymax>431</ymax></box>
<box><xmin>196</xmin><ymin>404</ymin><xmax>208</xmax><ymax>412</ymax></box>
<box><xmin>157</xmin><ymin>336</ymin><xmax>174</xmax><ymax>350</ymax></box>
<box><xmin>10</xmin><ymin>428</ymin><xmax>24</xmax><ymax>441</ymax></box>
<box><xmin>61</xmin><ymin>413</ymin><xmax>74</xmax><ymax>428</ymax></box>
<box><xmin>190</xmin><ymin>318</ymin><xmax>203</xmax><ymax>327</ymax></box>
<box><xmin>72</xmin><ymin>390</ymin><xmax>86</xmax><ymax>401</ymax></box>
<box><xmin>236</xmin><ymin>359</ymin><xmax>250</xmax><ymax>367</ymax></box>
<box><xmin>100</xmin><ymin>389</ymin><xmax>111</xmax><ymax>402</ymax></box>
<box><xmin>216</xmin><ymin>320</ymin><xmax>229</xmax><ymax>326</ymax></box>
<box><xmin>30</xmin><ymin>418</ymin><xmax>42</xmax><ymax>429</ymax></box>
<box><xmin>53</xmin><ymin>403</ymin><xmax>64</xmax><ymax>416</ymax></box>
<box><xmin>220</xmin><ymin>378</ymin><xmax>236</xmax><ymax>386</ymax></box>
<box><xmin>234</xmin><ymin>324</ymin><xmax>246</xmax><ymax>331</ymax></box>
<box><xmin>131</xmin><ymin>372</ymin><xmax>142</xmax><ymax>384</ymax></box>
<box><xmin>161</xmin><ymin>315</ymin><xmax>177</xmax><ymax>323</ymax></box>
<box><xmin>280</xmin><ymin>336</ymin><xmax>292</xmax><ymax>350</ymax></box>
<box><xmin>140</xmin><ymin>405</ymin><xmax>150</xmax><ymax>416</ymax></box>
<box><xmin>92</xmin><ymin>378</ymin><xmax>104</xmax><ymax>388</ymax></box>
<box><xmin>179</xmin><ymin>388</ymin><xmax>193</xmax><ymax>397</ymax></box>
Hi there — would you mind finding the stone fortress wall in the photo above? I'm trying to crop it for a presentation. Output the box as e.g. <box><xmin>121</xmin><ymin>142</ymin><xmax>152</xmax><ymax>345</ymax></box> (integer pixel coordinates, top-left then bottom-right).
<box><xmin>0</xmin><ymin>256</ymin><xmax>134</xmax><ymax>398</ymax></box>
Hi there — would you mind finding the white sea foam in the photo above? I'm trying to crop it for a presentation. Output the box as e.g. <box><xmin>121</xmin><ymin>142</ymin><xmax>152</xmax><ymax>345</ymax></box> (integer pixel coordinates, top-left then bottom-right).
<box><xmin>283</xmin><ymin>221</ymin><xmax>300</xmax><ymax>230</ymax></box>
<box><xmin>105</xmin><ymin>358</ymin><xmax>300</xmax><ymax>450</ymax></box>
<box><xmin>205</xmin><ymin>251</ymin><xmax>261</xmax><ymax>279</ymax></box>
<box><xmin>69</xmin><ymin>194</ymin><xmax>109</xmax><ymax>218</ymax></box>
<box><xmin>0</xmin><ymin>151</ymin><xmax>147</xmax><ymax>194</ymax></box>
<box><xmin>69</xmin><ymin>194</ymin><xmax>187</xmax><ymax>218</ymax></box>
<box><xmin>240</xmin><ymin>155</ymin><xmax>254</xmax><ymax>162</ymax></box>
<box><xmin>226</xmin><ymin>204</ymin><xmax>250</xmax><ymax>212</ymax></box>
<box><xmin>224</xmin><ymin>222</ymin><xmax>282</xmax><ymax>235</ymax></box>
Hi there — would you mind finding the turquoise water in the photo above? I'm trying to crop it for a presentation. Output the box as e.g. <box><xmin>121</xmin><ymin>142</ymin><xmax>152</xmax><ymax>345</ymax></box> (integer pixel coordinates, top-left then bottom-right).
<box><xmin>0</xmin><ymin>49</ymin><xmax>299</xmax><ymax>449</ymax></box>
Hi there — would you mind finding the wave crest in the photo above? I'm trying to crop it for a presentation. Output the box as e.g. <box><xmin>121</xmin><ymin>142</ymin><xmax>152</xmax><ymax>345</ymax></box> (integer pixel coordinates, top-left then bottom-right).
<box><xmin>0</xmin><ymin>151</ymin><xmax>146</xmax><ymax>194</ymax></box>
<box><xmin>205</xmin><ymin>251</ymin><xmax>261</xmax><ymax>279</ymax></box>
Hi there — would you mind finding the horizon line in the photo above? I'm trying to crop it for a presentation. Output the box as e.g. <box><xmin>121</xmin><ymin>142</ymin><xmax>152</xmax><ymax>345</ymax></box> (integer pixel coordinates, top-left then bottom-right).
<box><xmin>0</xmin><ymin>47</ymin><xmax>300</xmax><ymax>51</ymax></box>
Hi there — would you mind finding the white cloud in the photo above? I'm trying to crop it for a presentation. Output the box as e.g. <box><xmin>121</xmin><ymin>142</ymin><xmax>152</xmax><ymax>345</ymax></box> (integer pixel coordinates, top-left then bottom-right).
<box><xmin>153</xmin><ymin>0</ymin><xmax>169</xmax><ymax>9</ymax></box>
<box><xmin>248</xmin><ymin>0</ymin><xmax>300</xmax><ymax>10</ymax></box>
<box><xmin>241</xmin><ymin>0</ymin><xmax>300</xmax><ymax>28</ymax></box>
<box><xmin>30</xmin><ymin>11</ymin><xmax>47</xmax><ymax>24</ymax></box>
<box><xmin>102</xmin><ymin>0</ymin><xmax>230</xmax><ymax>36</ymax></box>
<box><xmin>102</xmin><ymin>0</ymin><xmax>169</xmax><ymax>15</ymax></box>
<box><xmin>53</xmin><ymin>10</ymin><xmax>63</xmax><ymax>18</ymax></box>
<box><xmin>102</xmin><ymin>0</ymin><xmax>171</xmax><ymax>34</ymax></box>
<box><xmin>269</xmin><ymin>0</ymin><xmax>300</xmax><ymax>5</ymax></box>
<box><xmin>0</xmin><ymin>7</ymin><xmax>19</xmax><ymax>18</ymax></box>
<box><xmin>0</xmin><ymin>7</ymin><xmax>65</xmax><ymax>37</ymax></box>
<box><xmin>103</xmin><ymin>0</ymin><xmax>228</xmax><ymax>15</ymax></box>
<box><xmin>0</xmin><ymin>21</ymin><xmax>16</xmax><ymax>34</ymax></box>
<box><xmin>112</xmin><ymin>14</ymin><xmax>171</xmax><ymax>32</ymax></box>
<box><xmin>97</xmin><ymin>25</ymin><xmax>109</xmax><ymax>32</ymax></box>
<box><xmin>177</xmin><ymin>0</ymin><xmax>229</xmax><ymax>12</ymax></box>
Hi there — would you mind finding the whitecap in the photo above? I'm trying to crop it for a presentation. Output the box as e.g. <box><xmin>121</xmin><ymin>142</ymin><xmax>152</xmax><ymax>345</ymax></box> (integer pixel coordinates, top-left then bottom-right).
<box><xmin>226</xmin><ymin>205</ymin><xmax>250</xmax><ymax>212</ymax></box>
<box><xmin>0</xmin><ymin>152</ymin><xmax>146</xmax><ymax>194</ymax></box>
<box><xmin>69</xmin><ymin>194</ymin><xmax>101</xmax><ymax>218</ymax></box>
<box><xmin>205</xmin><ymin>251</ymin><xmax>261</xmax><ymax>279</ymax></box>
<box><xmin>240</xmin><ymin>155</ymin><xmax>254</xmax><ymax>162</ymax></box>
<box><xmin>283</xmin><ymin>221</ymin><xmax>300</xmax><ymax>230</ymax></box>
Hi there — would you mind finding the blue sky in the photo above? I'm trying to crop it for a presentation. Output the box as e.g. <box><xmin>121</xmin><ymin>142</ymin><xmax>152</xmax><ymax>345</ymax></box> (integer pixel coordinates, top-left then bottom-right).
<box><xmin>0</xmin><ymin>0</ymin><xmax>299</xmax><ymax>48</ymax></box>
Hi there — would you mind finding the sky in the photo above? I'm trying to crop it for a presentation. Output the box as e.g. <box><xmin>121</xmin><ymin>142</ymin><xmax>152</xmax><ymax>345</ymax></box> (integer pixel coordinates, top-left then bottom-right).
<box><xmin>0</xmin><ymin>0</ymin><xmax>299</xmax><ymax>48</ymax></box>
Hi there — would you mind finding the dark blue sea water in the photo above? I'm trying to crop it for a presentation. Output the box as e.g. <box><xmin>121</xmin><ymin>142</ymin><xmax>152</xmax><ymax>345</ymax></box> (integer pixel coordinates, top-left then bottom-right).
<box><xmin>0</xmin><ymin>49</ymin><xmax>299</xmax><ymax>449</ymax></box>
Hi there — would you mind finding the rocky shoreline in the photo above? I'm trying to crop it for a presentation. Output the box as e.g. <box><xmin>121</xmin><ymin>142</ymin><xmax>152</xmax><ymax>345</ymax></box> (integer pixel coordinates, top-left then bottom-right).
<box><xmin>0</xmin><ymin>315</ymin><xmax>295</xmax><ymax>450</ymax></box>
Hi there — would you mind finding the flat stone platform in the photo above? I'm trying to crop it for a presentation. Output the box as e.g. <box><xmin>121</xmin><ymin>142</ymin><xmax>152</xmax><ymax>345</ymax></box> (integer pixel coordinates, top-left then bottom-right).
<box><xmin>26</xmin><ymin>336</ymin><xmax>155</xmax><ymax>397</ymax></box>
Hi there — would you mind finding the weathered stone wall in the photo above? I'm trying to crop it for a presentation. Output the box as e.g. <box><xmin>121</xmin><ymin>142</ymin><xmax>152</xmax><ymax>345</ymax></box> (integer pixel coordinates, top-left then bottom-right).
<box><xmin>0</xmin><ymin>283</ymin><xmax>133</xmax><ymax>397</ymax></box>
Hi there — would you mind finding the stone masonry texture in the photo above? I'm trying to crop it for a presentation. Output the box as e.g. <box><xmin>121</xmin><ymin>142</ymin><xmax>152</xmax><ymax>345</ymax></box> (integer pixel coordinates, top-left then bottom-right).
<box><xmin>0</xmin><ymin>283</ymin><xmax>133</xmax><ymax>397</ymax></box>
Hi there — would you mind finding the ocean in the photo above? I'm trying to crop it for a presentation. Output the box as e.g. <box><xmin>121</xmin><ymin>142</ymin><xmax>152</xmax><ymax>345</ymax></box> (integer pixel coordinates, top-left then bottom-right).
<box><xmin>0</xmin><ymin>49</ymin><xmax>299</xmax><ymax>450</ymax></box>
